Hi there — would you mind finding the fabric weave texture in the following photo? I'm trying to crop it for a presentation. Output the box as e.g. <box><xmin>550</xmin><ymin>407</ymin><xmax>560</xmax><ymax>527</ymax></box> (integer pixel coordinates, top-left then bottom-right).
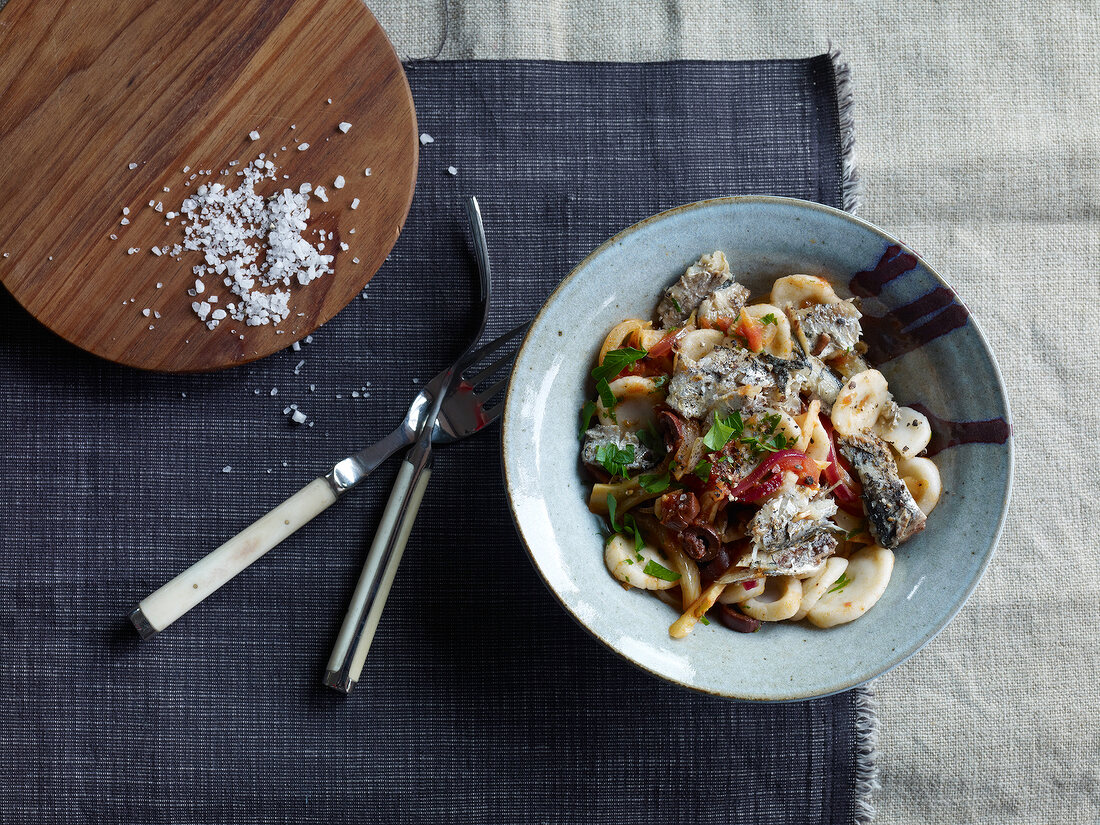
<box><xmin>1</xmin><ymin>57</ymin><xmax>872</xmax><ymax>823</ymax></box>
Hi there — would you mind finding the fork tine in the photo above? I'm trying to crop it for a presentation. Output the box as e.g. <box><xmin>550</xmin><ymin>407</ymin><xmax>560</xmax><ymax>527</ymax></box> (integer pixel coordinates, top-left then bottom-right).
<box><xmin>472</xmin><ymin>376</ymin><xmax>508</xmax><ymax>405</ymax></box>
<box><xmin>479</xmin><ymin>402</ymin><xmax>505</xmax><ymax>425</ymax></box>
<box><xmin>459</xmin><ymin>322</ymin><xmax>530</xmax><ymax>374</ymax></box>
<box><xmin>465</xmin><ymin>351</ymin><xmax>516</xmax><ymax>388</ymax></box>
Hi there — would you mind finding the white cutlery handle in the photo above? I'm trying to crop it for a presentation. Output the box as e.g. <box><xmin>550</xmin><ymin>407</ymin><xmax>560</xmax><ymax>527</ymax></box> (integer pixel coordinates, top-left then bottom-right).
<box><xmin>324</xmin><ymin>459</ymin><xmax>431</xmax><ymax>693</ymax></box>
<box><xmin>130</xmin><ymin>478</ymin><xmax>337</xmax><ymax>638</ymax></box>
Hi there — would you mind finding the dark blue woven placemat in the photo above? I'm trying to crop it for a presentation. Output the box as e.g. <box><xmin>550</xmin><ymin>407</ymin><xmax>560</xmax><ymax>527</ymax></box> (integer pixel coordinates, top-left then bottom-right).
<box><xmin>0</xmin><ymin>56</ymin><xmax>873</xmax><ymax>824</ymax></box>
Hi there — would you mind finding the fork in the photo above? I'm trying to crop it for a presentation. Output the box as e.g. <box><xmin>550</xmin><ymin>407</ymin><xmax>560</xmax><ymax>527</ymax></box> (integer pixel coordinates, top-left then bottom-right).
<box><xmin>322</xmin><ymin>320</ymin><xmax>529</xmax><ymax>693</ymax></box>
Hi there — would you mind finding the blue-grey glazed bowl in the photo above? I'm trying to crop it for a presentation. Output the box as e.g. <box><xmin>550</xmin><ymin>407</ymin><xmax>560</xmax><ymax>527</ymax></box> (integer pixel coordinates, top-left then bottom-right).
<box><xmin>501</xmin><ymin>196</ymin><xmax>1012</xmax><ymax>701</ymax></box>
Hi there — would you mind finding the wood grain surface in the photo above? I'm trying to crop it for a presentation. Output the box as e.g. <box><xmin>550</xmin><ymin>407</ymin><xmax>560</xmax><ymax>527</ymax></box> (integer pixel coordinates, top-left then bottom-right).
<box><xmin>0</xmin><ymin>0</ymin><xmax>417</xmax><ymax>372</ymax></box>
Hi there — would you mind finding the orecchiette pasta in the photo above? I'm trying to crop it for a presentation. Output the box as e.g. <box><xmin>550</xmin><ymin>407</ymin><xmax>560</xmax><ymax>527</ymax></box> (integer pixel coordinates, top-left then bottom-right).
<box><xmin>806</xmin><ymin>545</ymin><xmax>894</xmax><ymax>628</ymax></box>
<box><xmin>580</xmin><ymin>252</ymin><xmax>941</xmax><ymax>640</ymax></box>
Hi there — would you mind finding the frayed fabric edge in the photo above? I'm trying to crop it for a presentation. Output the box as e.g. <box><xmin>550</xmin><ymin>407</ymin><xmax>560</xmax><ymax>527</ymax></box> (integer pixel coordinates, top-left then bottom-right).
<box><xmin>828</xmin><ymin>43</ymin><xmax>864</xmax><ymax>215</ymax></box>
<box><xmin>853</xmin><ymin>685</ymin><xmax>881</xmax><ymax>824</ymax></box>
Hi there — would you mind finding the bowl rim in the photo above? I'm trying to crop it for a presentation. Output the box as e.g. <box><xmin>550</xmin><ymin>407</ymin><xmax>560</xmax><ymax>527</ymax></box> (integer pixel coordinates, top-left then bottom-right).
<box><xmin>501</xmin><ymin>194</ymin><xmax>1014</xmax><ymax>701</ymax></box>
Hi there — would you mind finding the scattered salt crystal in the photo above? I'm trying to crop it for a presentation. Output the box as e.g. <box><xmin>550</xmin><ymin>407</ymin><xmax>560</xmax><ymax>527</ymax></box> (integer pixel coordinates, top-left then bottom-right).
<box><xmin>314</xmin><ymin>186</ymin><xmax>328</xmax><ymax>202</ymax></box>
<box><xmin>305</xmin><ymin>335</ymin><xmax>313</xmax><ymax>343</ymax></box>
<box><xmin>151</xmin><ymin>246</ymin><xmax>162</xmax><ymax>256</ymax></box>
<box><xmin>208</xmin><ymin>295</ymin><xmax>218</xmax><ymax>303</ymax></box>
<box><xmin>110</xmin><ymin>234</ymin><xmax>117</xmax><ymax>240</ymax></box>
<box><xmin>156</xmin><ymin>282</ymin><xmax>163</xmax><ymax>288</ymax></box>
<box><xmin>327</xmin><ymin>98</ymin><xmax>332</xmax><ymax>105</ymax></box>
<box><xmin>120</xmin><ymin>218</ymin><xmax>130</xmax><ymax>226</ymax></box>
<box><xmin>447</xmin><ymin>166</ymin><xmax>458</xmax><ymax>176</ymax></box>
<box><xmin>297</xmin><ymin>142</ymin><xmax>309</xmax><ymax>151</ymax></box>
<box><xmin>183</xmin><ymin>165</ymin><xmax>190</xmax><ymax>173</ymax></box>
<box><xmin>291</xmin><ymin>341</ymin><xmax>301</xmax><ymax>351</ymax></box>
<box><xmin>142</xmin><ymin>308</ymin><xmax>151</xmax><ymax>317</ymax></box>
<box><xmin>127</xmin><ymin>248</ymin><xmax>138</xmax><ymax>255</ymax></box>
<box><xmin>309</xmin><ymin>384</ymin><xmax>315</xmax><ymax>391</ymax></box>
<box><xmin>249</xmin><ymin>130</ymin><xmax>260</xmax><ymax>141</ymax></box>
<box><xmin>163</xmin><ymin>186</ymin><xmax>171</xmax><ymax>192</ymax></box>
<box><xmin>195</xmin><ymin>279</ymin><xmax>204</xmax><ymax>294</ymax></box>
<box><xmin>333</xmin><ymin>175</ymin><xmax>345</xmax><ymax>189</ymax></box>
<box><xmin>128</xmin><ymin>162</ymin><xmax>138</xmax><ymax>170</ymax></box>
<box><xmin>283</xmin><ymin>406</ymin><xmax>292</xmax><ymax>415</ymax></box>
<box><xmin>340</xmin><ymin>242</ymin><xmax>349</xmax><ymax>251</ymax></box>
<box><xmin>290</xmin><ymin>124</ymin><xmax>296</xmax><ymax>129</ymax></box>
<box><xmin>154</xmin><ymin>202</ymin><xmax>164</xmax><ymax>212</ymax></box>
<box><xmin>222</xmin><ymin>465</ymin><xmax>232</xmax><ymax>473</ymax></box>
<box><xmin>282</xmin><ymin>461</ymin><xmax>288</xmax><ymax>467</ymax></box>
<box><xmin>154</xmin><ymin>311</ymin><xmax>161</xmax><ymax>319</ymax></box>
<box><xmin>352</xmin><ymin>391</ymin><xmax>360</xmax><ymax>398</ymax></box>
<box><xmin>364</xmin><ymin>168</ymin><xmax>371</xmax><ymax>176</ymax></box>
<box><xmin>419</xmin><ymin>133</ymin><xmax>434</xmax><ymax>145</ymax></box>
<box><xmin>291</xmin><ymin>410</ymin><xmax>307</xmax><ymax>424</ymax></box>
<box><xmin>122</xmin><ymin>207</ymin><xmax>130</xmax><ymax>215</ymax></box>
<box><xmin>211</xmin><ymin>308</ymin><xmax>226</xmax><ymax>320</ymax></box>
<box><xmin>270</xmin><ymin>387</ymin><xmax>278</xmax><ymax>396</ymax></box>
<box><xmin>350</xmin><ymin>198</ymin><xmax>360</xmax><ymax>210</ymax></box>
<box><xmin>349</xmin><ymin>228</ymin><xmax>355</xmax><ymax>234</ymax></box>
<box><xmin>148</xmin><ymin>324</ymin><xmax>155</xmax><ymax>330</ymax></box>
<box><xmin>338</xmin><ymin>122</ymin><xmax>352</xmax><ymax>133</ymax></box>
<box><xmin>352</xmin><ymin>257</ymin><xmax>360</xmax><ymax>264</ymax></box>
<box><xmin>166</xmin><ymin>212</ymin><xmax>176</xmax><ymax>219</ymax></box>
<box><xmin>293</xmin><ymin>359</ymin><xmax>305</xmax><ymax>375</ymax></box>
<box><xmin>181</xmin><ymin>392</ymin><xmax>186</xmax><ymax>398</ymax></box>
<box><xmin>299</xmin><ymin>182</ymin><xmax>312</xmax><ymax>194</ymax></box>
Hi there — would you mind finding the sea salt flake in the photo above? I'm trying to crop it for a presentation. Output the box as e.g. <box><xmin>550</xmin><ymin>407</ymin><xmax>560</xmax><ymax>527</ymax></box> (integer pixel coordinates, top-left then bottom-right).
<box><xmin>447</xmin><ymin>166</ymin><xmax>458</xmax><ymax>176</ymax></box>
<box><xmin>419</xmin><ymin>133</ymin><xmax>434</xmax><ymax>145</ymax></box>
<box><xmin>270</xmin><ymin>387</ymin><xmax>278</xmax><ymax>396</ymax></box>
<box><xmin>350</xmin><ymin>198</ymin><xmax>360</xmax><ymax>210</ymax></box>
<box><xmin>222</xmin><ymin>465</ymin><xmax>232</xmax><ymax>473</ymax></box>
<box><xmin>128</xmin><ymin>162</ymin><xmax>138</xmax><ymax>170</ymax></box>
<box><xmin>297</xmin><ymin>142</ymin><xmax>309</xmax><ymax>151</ymax></box>
<box><xmin>291</xmin><ymin>410</ymin><xmax>307</xmax><ymax>424</ymax></box>
<box><xmin>249</xmin><ymin>130</ymin><xmax>260</xmax><ymax>141</ymax></box>
<box><xmin>333</xmin><ymin>175</ymin><xmax>345</xmax><ymax>189</ymax></box>
<box><xmin>338</xmin><ymin>122</ymin><xmax>352</xmax><ymax>133</ymax></box>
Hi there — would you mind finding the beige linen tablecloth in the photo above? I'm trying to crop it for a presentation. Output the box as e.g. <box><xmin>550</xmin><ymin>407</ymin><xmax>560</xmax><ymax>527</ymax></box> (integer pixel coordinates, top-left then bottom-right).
<box><xmin>372</xmin><ymin>2</ymin><xmax>1100</xmax><ymax>822</ymax></box>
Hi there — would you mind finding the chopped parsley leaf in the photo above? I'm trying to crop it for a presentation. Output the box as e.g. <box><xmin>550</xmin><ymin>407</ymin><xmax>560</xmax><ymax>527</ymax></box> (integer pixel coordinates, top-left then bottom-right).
<box><xmin>636</xmin><ymin>425</ymin><xmax>665</xmax><ymax>456</ymax></box>
<box><xmin>693</xmin><ymin>459</ymin><xmax>712</xmax><ymax>481</ymax></box>
<box><xmin>651</xmin><ymin>374</ymin><xmax>669</xmax><ymax>389</ymax></box>
<box><xmin>579</xmin><ymin>400</ymin><xmax>597</xmax><ymax>437</ymax></box>
<box><xmin>699</xmin><ymin>615</ymin><xmax>711</xmax><ymax>626</ymax></box>
<box><xmin>760</xmin><ymin>312</ymin><xmax>778</xmax><ymax>326</ymax></box>
<box><xmin>827</xmin><ymin>572</ymin><xmax>853</xmax><ymax>594</ymax></box>
<box><xmin>595</xmin><ymin>378</ymin><xmax>618</xmax><ymax>421</ymax></box>
<box><xmin>591</xmin><ymin>347</ymin><xmax>648</xmax><ymax>383</ymax></box>
<box><xmin>702</xmin><ymin>410</ymin><xmax>744</xmax><ymax>451</ymax></box>
<box><xmin>594</xmin><ymin>442</ymin><xmax>634</xmax><ymax>479</ymax></box>
<box><xmin>606</xmin><ymin>493</ymin><xmax>620</xmax><ymax>531</ymax></box>
<box><xmin>625</xmin><ymin>514</ymin><xmax>644</xmax><ymax>552</ymax></box>
<box><xmin>638</xmin><ymin>471</ymin><xmax>671</xmax><ymax>493</ymax></box>
<box><xmin>741</xmin><ymin>413</ymin><xmax>792</xmax><ymax>455</ymax></box>
<box><xmin>643</xmin><ymin>560</ymin><xmax>682</xmax><ymax>582</ymax></box>
<box><xmin>670</xmin><ymin>295</ymin><xmax>683</xmax><ymax>314</ymax></box>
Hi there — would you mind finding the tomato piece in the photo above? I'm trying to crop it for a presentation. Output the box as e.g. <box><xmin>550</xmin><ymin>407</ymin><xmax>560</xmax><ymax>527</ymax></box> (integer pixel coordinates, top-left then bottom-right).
<box><xmin>734</xmin><ymin>310</ymin><xmax>764</xmax><ymax>353</ymax></box>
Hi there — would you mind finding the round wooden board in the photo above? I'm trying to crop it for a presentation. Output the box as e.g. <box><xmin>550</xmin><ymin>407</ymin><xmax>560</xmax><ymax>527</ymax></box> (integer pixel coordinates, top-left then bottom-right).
<box><xmin>0</xmin><ymin>0</ymin><xmax>417</xmax><ymax>372</ymax></box>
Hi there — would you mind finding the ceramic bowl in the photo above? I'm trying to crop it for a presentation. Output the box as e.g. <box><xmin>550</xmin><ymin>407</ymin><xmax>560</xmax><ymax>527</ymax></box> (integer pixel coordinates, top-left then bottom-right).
<box><xmin>501</xmin><ymin>196</ymin><xmax>1012</xmax><ymax>700</ymax></box>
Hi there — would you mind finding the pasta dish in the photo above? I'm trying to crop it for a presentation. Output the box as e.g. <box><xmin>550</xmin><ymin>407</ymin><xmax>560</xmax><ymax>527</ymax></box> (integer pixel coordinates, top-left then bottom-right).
<box><xmin>580</xmin><ymin>252</ymin><xmax>941</xmax><ymax>637</ymax></box>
